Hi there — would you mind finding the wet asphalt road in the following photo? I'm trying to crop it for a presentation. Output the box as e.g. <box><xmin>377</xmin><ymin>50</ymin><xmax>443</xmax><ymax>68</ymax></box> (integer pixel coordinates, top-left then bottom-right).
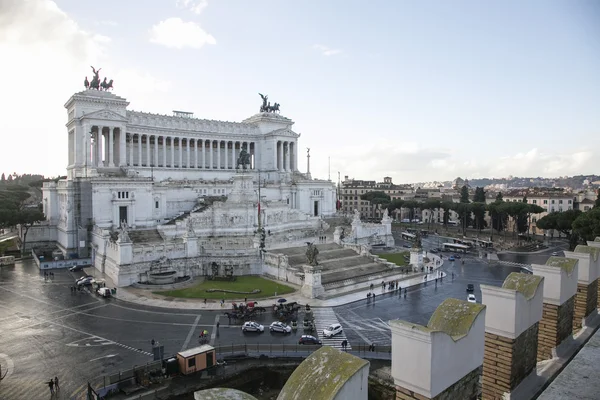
<box><xmin>0</xmin><ymin>235</ymin><xmax>567</xmax><ymax>399</ymax></box>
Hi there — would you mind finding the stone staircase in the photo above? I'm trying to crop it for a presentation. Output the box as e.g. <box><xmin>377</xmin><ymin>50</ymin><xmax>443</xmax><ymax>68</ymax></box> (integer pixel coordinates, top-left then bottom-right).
<box><xmin>128</xmin><ymin>229</ymin><xmax>164</xmax><ymax>244</ymax></box>
<box><xmin>270</xmin><ymin>243</ymin><xmax>402</xmax><ymax>296</ymax></box>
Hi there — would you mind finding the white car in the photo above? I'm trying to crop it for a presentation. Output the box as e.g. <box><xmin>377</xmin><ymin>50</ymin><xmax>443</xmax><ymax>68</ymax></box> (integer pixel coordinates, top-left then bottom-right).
<box><xmin>551</xmin><ymin>251</ymin><xmax>560</xmax><ymax>256</ymax></box>
<box><xmin>97</xmin><ymin>287</ymin><xmax>112</xmax><ymax>298</ymax></box>
<box><xmin>269</xmin><ymin>322</ymin><xmax>292</xmax><ymax>333</ymax></box>
<box><xmin>241</xmin><ymin>321</ymin><xmax>264</xmax><ymax>333</ymax></box>
<box><xmin>323</xmin><ymin>323</ymin><xmax>343</xmax><ymax>338</ymax></box>
<box><xmin>76</xmin><ymin>276</ymin><xmax>94</xmax><ymax>286</ymax></box>
<box><xmin>467</xmin><ymin>294</ymin><xmax>476</xmax><ymax>303</ymax></box>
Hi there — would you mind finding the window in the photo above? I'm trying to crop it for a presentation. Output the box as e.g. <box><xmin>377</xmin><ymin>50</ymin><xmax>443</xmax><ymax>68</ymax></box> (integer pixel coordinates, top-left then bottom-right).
<box><xmin>532</xmin><ymin>217</ymin><xmax>537</xmax><ymax>222</ymax></box>
<box><xmin>551</xmin><ymin>200</ymin><xmax>555</xmax><ymax>204</ymax></box>
<box><xmin>532</xmin><ymin>200</ymin><xmax>537</xmax><ymax>204</ymax></box>
<box><xmin>568</xmin><ymin>200</ymin><xmax>572</xmax><ymax>204</ymax></box>
<box><xmin>155</xmin><ymin>201</ymin><xmax>159</xmax><ymax>209</ymax></box>
<box><xmin>188</xmin><ymin>358</ymin><xmax>196</xmax><ymax>368</ymax></box>
<box><xmin>559</xmin><ymin>200</ymin><xmax>563</xmax><ymax>204</ymax></box>
<box><xmin>568</xmin><ymin>206</ymin><xmax>572</xmax><ymax>210</ymax></box>
<box><xmin>543</xmin><ymin>200</ymin><xmax>548</xmax><ymax>204</ymax></box>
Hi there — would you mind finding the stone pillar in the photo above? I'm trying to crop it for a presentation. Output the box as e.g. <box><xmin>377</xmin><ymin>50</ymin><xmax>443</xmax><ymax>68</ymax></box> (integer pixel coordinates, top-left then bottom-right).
<box><xmin>186</xmin><ymin>138</ymin><xmax>190</xmax><ymax>168</ymax></box>
<box><xmin>178</xmin><ymin>138</ymin><xmax>183</xmax><ymax>168</ymax></box>
<box><xmin>278</xmin><ymin>141</ymin><xmax>283</xmax><ymax>171</ymax></box>
<box><xmin>224</xmin><ymin>141</ymin><xmax>229</xmax><ymax>170</ymax></box>
<box><xmin>531</xmin><ymin>256</ymin><xmax>578</xmax><ymax>361</ymax></box>
<box><xmin>209</xmin><ymin>140</ymin><xmax>214</xmax><ymax>169</ymax></box>
<box><xmin>285</xmin><ymin>142</ymin><xmax>291</xmax><ymax>171</ymax></box>
<box><xmin>590</xmin><ymin>240</ymin><xmax>600</xmax><ymax>307</ymax></box>
<box><xmin>119</xmin><ymin>127</ymin><xmax>126</xmax><ymax>166</ymax></box>
<box><xmin>300</xmin><ymin>265</ymin><xmax>325</xmax><ymax>298</ymax></box>
<box><xmin>565</xmin><ymin>246</ymin><xmax>599</xmax><ymax>331</ymax></box>
<box><xmin>217</xmin><ymin>140</ymin><xmax>221</xmax><ymax>169</ymax></box>
<box><xmin>481</xmin><ymin>273</ymin><xmax>544</xmax><ymax>399</ymax></box>
<box><xmin>153</xmin><ymin>135</ymin><xmax>160</xmax><ymax>167</ymax></box>
<box><xmin>391</xmin><ymin>298</ymin><xmax>486</xmax><ymax>400</ymax></box>
<box><xmin>145</xmin><ymin>134</ymin><xmax>151</xmax><ymax>166</ymax></box>
<box><xmin>201</xmin><ymin>139</ymin><xmax>206</xmax><ymax>168</ymax></box>
<box><xmin>170</xmin><ymin>137</ymin><xmax>175</xmax><ymax>167</ymax></box>
<box><xmin>107</xmin><ymin>127</ymin><xmax>114</xmax><ymax>167</ymax></box>
<box><xmin>128</xmin><ymin>134</ymin><xmax>133</xmax><ymax>166</ymax></box>
<box><xmin>96</xmin><ymin>129</ymin><xmax>102</xmax><ymax>167</ymax></box>
<box><xmin>194</xmin><ymin>140</ymin><xmax>198</xmax><ymax>168</ymax></box>
<box><xmin>231</xmin><ymin>141</ymin><xmax>235</xmax><ymax>169</ymax></box>
<box><xmin>163</xmin><ymin>137</ymin><xmax>167</xmax><ymax>167</ymax></box>
<box><xmin>137</xmin><ymin>134</ymin><xmax>142</xmax><ymax>167</ymax></box>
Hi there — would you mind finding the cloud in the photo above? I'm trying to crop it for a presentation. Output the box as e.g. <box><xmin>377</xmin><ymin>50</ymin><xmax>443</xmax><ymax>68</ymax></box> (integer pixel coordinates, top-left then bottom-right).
<box><xmin>115</xmin><ymin>69</ymin><xmax>172</xmax><ymax>95</ymax></box>
<box><xmin>149</xmin><ymin>17</ymin><xmax>215</xmax><ymax>49</ymax></box>
<box><xmin>95</xmin><ymin>20</ymin><xmax>118</xmax><ymax>27</ymax></box>
<box><xmin>311</xmin><ymin>143</ymin><xmax>599</xmax><ymax>184</ymax></box>
<box><xmin>312</xmin><ymin>44</ymin><xmax>342</xmax><ymax>56</ymax></box>
<box><xmin>176</xmin><ymin>0</ymin><xmax>208</xmax><ymax>14</ymax></box>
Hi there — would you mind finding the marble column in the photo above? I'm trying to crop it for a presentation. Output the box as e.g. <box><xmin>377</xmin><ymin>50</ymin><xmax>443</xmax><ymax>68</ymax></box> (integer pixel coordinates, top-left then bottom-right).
<box><xmin>285</xmin><ymin>142</ymin><xmax>290</xmax><ymax>171</ymax></box>
<box><xmin>137</xmin><ymin>135</ymin><xmax>142</xmax><ymax>167</ymax></box>
<box><xmin>186</xmin><ymin>138</ymin><xmax>190</xmax><ymax>168</ymax></box>
<box><xmin>194</xmin><ymin>140</ymin><xmax>198</xmax><ymax>168</ymax></box>
<box><xmin>128</xmin><ymin>134</ymin><xmax>133</xmax><ymax>166</ymax></box>
<box><xmin>153</xmin><ymin>135</ymin><xmax>159</xmax><ymax>167</ymax></box>
<box><xmin>95</xmin><ymin>128</ymin><xmax>102</xmax><ymax>167</ymax></box>
<box><xmin>273</xmin><ymin>140</ymin><xmax>277</xmax><ymax>171</ymax></box>
<box><xmin>170</xmin><ymin>137</ymin><xmax>175</xmax><ymax>167</ymax></box>
<box><xmin>202</xmin><ymin>139</ymin><xmax>206</xmax><ymax>168</ymax></box>
<box><xmin>178</xmin><ymin>138</ymin><xmax>183</xmax><ymax>168</ymax></box>
<box><xmin>146</xmin><ymin>134</ymin><xmax>151</xmax><ymax>166</ymax></box>
<box><xmin>231</xmin><ymin>142</ymin><xmax>235</xmax><ymax>168</ymax></box>
<box><xmin>210</xmin><ymin>140</ymin><xmax>214</xmax><ymax>169</ymax></box>
<box><xmin>163</xmin><ymin>137</ymin><xmax>167</xmax><ymax>167</ymax></box>
<box><xmin>119</xmin><ymin>127</ymin><xmax>126</xmax><ymax>166</ymax></box>
<box><xmin>278</xmin><ymin>141</ymin><xmax>283</xmax><ymax>171</ymax></box>
<box><xmin>108</xmin><ymin>127</ymin><xmax>114</xmax><ymax>167</ymax></box>
<box><xmin>217</xmin><ymin>141</ymin><xmax>221</xmax><ymax>169</ymax></box>
<box><xmin>224</xmin><ymin>141</ymin><xmax>228</xmax><ymax>170</ymax></box>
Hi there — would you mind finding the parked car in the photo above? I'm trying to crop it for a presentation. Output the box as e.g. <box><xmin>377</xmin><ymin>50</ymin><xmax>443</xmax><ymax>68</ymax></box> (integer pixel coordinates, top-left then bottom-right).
<box><xmin>551</xmin><ymin>251</ymin><xmax>560</xmax><ymax>256</ymax></box>
<box><xmin>430</xmin><ymin>249</ymin><xmax>438</xmax><ymax>253</ymax></box>
<box><xmin>466</xmin><ymin>284</ymin><xmax>474</xmax><ymax>292</ymax></box>
<box><xmin>97</xmin><ymin>287</ymin><xmax>112</xmax><ymax>298</ymax></box>
<box><xmin>467</xmin><ymin>294</ymin><xmax>477</xmax><ymax>303</ymax></box>
<box><xmin>453</xmin><ymin>254</ymin><xmax>461</xmax><ymax>259</ymax></box>
<box><xmin>69</xmin><ymin>265</ymin><xmax>86</xmax><ymax>272</ymax></box>
<box><xmin>403</xmin><ymin>244</ymin><xmax>412</xmax><ymax>248</ymax></box>
<box><xmin>299</xmin><ymin>335</ymin><xmax>322</xmax><ymax>345</ymax></box>
<box><xmin>76</xmin><ymin>276</ymin><xmax>94</xmax><ymax>286</ymax></box>
<box><xmin>241</xmin><ymin>321</ymin><xmax>264</xmax><ymax>333</ymax></box>
<box><xmin>448</xmin><ymin>256</ymin><xmax>455</xmax><ymax>262</ymax></box>
<box><xmin>323</xmin><ymin>323</ymin><xmax>343</xmax><ymax>338</ymax></box>
<box><xmin>269</xmin><ymin>321</ymin><xmax>292</xmax><ymax>333</ymax></box>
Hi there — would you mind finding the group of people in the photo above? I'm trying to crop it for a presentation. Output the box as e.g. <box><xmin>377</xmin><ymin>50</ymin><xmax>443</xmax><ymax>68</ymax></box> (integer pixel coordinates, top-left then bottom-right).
<box><xmin>45</xmin><ymin>377</ymin><xmax>59</xmax><ymax>395</ymax></box>
<box><xmin>70</xmin><ymin>285</ymin><xmax>82</xmax><ymax>293</ymax></box>
<box><xmin>43</xmin><ymin>271</ymin><xmax>54</xmax><ymax>280</ymax></box>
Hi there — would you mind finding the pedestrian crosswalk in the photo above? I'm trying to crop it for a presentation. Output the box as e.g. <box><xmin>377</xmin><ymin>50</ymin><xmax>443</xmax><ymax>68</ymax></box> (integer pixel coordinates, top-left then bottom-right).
<box><xmin>312</xmin><ymin>307</ymin><xmax>351</xmax><ymax>350</ymax></box>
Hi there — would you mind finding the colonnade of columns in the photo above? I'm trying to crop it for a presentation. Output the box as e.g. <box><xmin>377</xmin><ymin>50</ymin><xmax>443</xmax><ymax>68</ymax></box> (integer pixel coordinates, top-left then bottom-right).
<box><xmin>274</xmin><ymin>140</ymin><xmax>297</xmax><ymax>172</ymax></box>
<box><xmin>90</xmin><ymin>126</ymin><xmax>125</xmax><ymax>167</ymax></box>
<box><xmin>124</xmin><ymin>135</ymin><xmax>257</xmax><ymax>170</ymax></box>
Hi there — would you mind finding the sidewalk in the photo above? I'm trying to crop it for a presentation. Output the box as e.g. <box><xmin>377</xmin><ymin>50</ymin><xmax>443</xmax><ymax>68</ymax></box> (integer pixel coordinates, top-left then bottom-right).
<box><xmin>88</xmin><ymin>254</ymin><xmax>445</xmax><ymax>310</ymax></box>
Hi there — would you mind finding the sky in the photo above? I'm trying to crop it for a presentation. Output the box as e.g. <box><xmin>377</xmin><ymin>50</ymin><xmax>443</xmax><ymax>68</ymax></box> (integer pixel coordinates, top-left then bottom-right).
<box><xmin>1</xmin><ymin>0</ymin><xmax>599</xmax><ymax>183</ymax></box>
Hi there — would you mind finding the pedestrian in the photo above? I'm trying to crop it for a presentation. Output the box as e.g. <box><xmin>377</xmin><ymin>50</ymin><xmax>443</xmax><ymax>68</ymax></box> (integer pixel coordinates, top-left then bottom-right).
<box><xmin>216</xmin><ymin>321</ymin><xmax>220</xmax><ymax>330</ymax></box>
<box><xmin>151</xmin><ymin>339</ymin><xmax>155</xmax><ymax>346</ymax></box>
<box><xmin>244</xmin><ymin>297</ymin><xmax>247</xmax><ymax>303</ymax></box>
<box><xmin>47</xmin><ymin>379</ymin><xmax>54</xmax><ymax>394</ymax></box>
<box><xmin>54</xmin><ymin>376</ymin><xmax>59</xmax><ymax>390</ymax></box>
<box><xmin>342</xmin><ymin>340</ymin><xmax>347</xmax><ymax>350</ymax></box>
<box><xmin>204</xmin><ymin>298</ymin><xmax>207</xmax><ymax>304</ymax></box>
<box><xmin>221</xmin><ymin>299</ymin><xmax>224</xmax><ymax>307</ymax></box>
<box><xmin>372</xmin><ymin>342</ymin><xmax>376</xmax><ymax>352</ymax></box>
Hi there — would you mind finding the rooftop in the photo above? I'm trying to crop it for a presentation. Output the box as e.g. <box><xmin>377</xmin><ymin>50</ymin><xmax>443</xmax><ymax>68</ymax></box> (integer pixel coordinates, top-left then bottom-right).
<box><xmin>178</xmin><ymin>344</ymin><xmax>214</xmax><ymax>358</ymax></box>
<box><xmin>502</xmin><ymin>272</ymin><xmax>544</xmax><ymax>300</ymax></box>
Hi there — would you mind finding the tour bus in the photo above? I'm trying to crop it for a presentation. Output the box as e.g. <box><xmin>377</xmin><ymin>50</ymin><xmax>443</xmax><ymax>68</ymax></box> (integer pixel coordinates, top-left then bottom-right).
<box><xmin>400</xmin><ymin>232</ymin><xmax>416</xmax><ymax>241</ymax></box>
<box><xmin>442</xmin><ymin>243</ymin><xmax>469</xmax><ymax>253</ymax></box>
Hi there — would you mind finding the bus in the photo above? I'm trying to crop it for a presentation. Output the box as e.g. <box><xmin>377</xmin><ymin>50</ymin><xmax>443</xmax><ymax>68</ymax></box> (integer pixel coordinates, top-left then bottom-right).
<box><xmin>473</xmin><ymin>239</ymin><xmax>493</xmax><ymax>248</ymax></box>
<box><xmin>452</xmin><ymin>239</ymin><xmax>473</xmax><ymax>248</ymax></box>
<box><xmin>442</xmin><ymin>243</ymin><xmax>470</xmax><ymax>253</ymax></box>
<box><xmin>400</xmin><ymin>232</ymin><xmax>416</xmax><ymax>241</ymax></box>
<box><xmin>0</xmin><ymin>256</ymin><xmax>15</xmax><ymax>266</ymax></box>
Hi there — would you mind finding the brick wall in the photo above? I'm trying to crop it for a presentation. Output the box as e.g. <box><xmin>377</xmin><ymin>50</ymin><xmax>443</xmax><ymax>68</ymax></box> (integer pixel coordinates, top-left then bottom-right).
<box><xmin>482</xmin><ymin>323</ymin><xmax>539</xmax><ymax>400</ymax></box>
<box><xmin>573</xmin><ymin>280</ymin><xmax>598</xmax><ymax>331</ymax></box>
<box><xmin>537</xmin><ymin>297</ymin><xmax>575</xmax><ymax>362</ymax></box>
<box><xmin>395</xmin><ymin>367</ymin><xmax>481</xmax><ymax>400</ymax></box>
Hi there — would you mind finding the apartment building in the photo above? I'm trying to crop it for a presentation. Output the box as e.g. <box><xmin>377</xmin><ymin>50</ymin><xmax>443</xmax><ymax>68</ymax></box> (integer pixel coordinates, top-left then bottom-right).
<box><xmin>339</xmin><ymin>176</ymin><xmax>413</xmax><ymax>219</ymax></box>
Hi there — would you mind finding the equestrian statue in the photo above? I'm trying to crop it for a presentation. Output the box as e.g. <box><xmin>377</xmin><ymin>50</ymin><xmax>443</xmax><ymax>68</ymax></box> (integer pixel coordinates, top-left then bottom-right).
<box><xmin>85</xmin><ymin>66</ymin><xmax>114</xmax><ymax>91</ymax></box>
<box><xmin>236</xmin><ymin>148</ymin><xmax>252</xmax><ymax>170</ymax></box>
<box><xmin>258</xmin><ymin>93</ymin><xmax>281</xmax><ymax>113</ymax></box>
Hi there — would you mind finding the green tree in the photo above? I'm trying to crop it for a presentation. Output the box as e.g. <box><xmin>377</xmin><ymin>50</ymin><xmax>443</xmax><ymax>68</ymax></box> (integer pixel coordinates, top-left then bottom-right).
<box><xmin>0</xmin><ymin>189</ymin><xmax>45</xmax><ymax>255</ymax></box>
<box><xmin>402</xmin><ymin>200</ymin><xmax>421</xmax><ymax>222</ymax></box>
<box><xmin>422</xmin><ymin>198</ymin><xmax>441</xmax><ymax>230</ymax></box>
<box><xmin>572</xmin><ymin>208</ymin><xmax>600</xmax><ymax>242</ymax></box>
<box><xmin>440</xmin><ymin>201</ymin><xmax>453</xmax><ymax>227</ymax></box>
<box><xmin>473</xmin><ymin>187</ymin><xmax>486</xmax><ymax>203</ymax></box>
<box><xmin>387</xmin><ymin>199</ymin><xmax>405</xmax><ymax>219</ymax></box>
<box><xmin>360</xmin><ymin>191</ymin><xmax>391</xmax><ymax>218</ymax></box>
<box><xmin>460</xmin><ymin>186</ymin><xmax>470</xmax><ymax>203</ymax></box>
<box><xmin>495</xmin><ymin>192</ymin><xmax>503</xmax><ymax>201</ymax></box>
<box><xmin>471</xmin><ymin>202</ymin><xmax>488</xmax><ymax>232</ymax></box>
<box><xmin>487</xmin><ymin>200</ymin><xmax>507</xmax><ymax>236</ymax></box>
<box><xmin>536</xmin><ymin>210</ymin><xmax>582</xmax><ymax>239</ymax></box>
<box><xmin>595</xmin><ymin>190</ymin><xmax>600</xmax><ymax>209</ymax></box>
<box><xmin>526</xmin><ymin>204</ymin><xmax>545</xmax><ymax>236</ymax></box>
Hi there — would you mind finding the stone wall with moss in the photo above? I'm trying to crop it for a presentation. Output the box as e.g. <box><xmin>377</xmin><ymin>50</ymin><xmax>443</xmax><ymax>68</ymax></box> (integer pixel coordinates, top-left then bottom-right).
<box><xmin>538</xmin><ymin>296</ymin><xmax>575</xmax><ymax>362</ymax></box>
